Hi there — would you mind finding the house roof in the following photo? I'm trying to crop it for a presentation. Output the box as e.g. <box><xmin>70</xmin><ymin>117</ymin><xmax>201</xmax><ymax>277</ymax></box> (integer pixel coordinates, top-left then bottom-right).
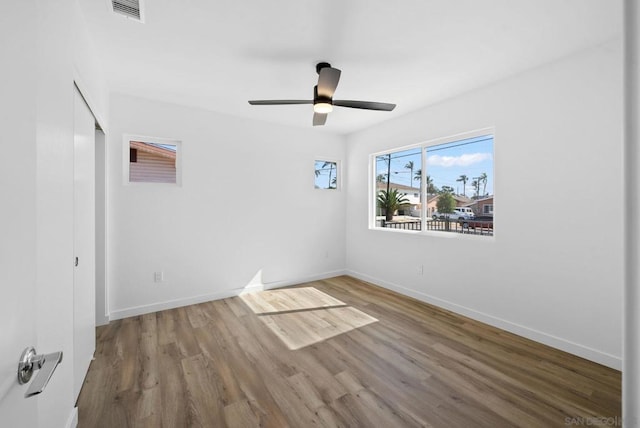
<box><xmin>464</xmin><ymin>196</ymin><xmax>494</xmax><ymax>207</ymax></box>
<box><xmin>130</xmin><ymin>141</ymin><xmax>177</xmax><ymax>160</ymax></box>
<box><xmin>376</xmin><ymin>182</ymin><xmax>419</xmax><ymax>192</ymax></box>
<box><xmin>427</xmin><ymin>194</ymin><xmax>473</xmax><ymax>204</ymax></box>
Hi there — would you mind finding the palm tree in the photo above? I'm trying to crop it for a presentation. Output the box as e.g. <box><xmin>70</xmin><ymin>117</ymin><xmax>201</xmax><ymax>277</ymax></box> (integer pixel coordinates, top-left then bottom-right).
<box><xmin>413</xmin><ymin>169</ymin><xmax>423</xmax><ymax>205</ymax></box>
<box><xmin>377</xmin><ymin>173</ymin><xmax>387</xmax><ymax>183</ymax></box>
<box><xmin>479</xmin><ymin>172</ymin><xmax>488</xmax><ymax>196</ymax></box>
<box><xmin>322</xmin><ymin>161</ymin><xmax>335</xmax><ymax>189</ymax></box>
<box><xmin>414</xmin><ymin>171</ymin><xmax>438</xmax><ymax>193</ymax></box>
<box><xmin>377</xmin><ymin>189</ymin><xmax>410</xmax><ymax>222</ymax></box>
<box><xmin>425</xmin><ymin>175</ymin><xmax>438</xmax><ymax>194</ymax></box>
<box><xmin>456</xmin><ymin>174</ymin><xmax>468</xmax><ymax>196</ymax></box>
<box><xmin>405</xmin><ymin>161</ymin><xmax>415</xmax><ymax>189</ymax></box>
<box><xmin>471</xmin><ymin>180</ymin><xmax>480</xmax><ymax>198</ymax></box>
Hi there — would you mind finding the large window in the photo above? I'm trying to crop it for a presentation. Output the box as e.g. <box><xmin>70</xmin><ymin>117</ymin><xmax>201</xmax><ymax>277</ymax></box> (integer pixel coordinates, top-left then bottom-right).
<box><xmin>372</xmin><ymin>131</ymin><xmax>494</xmax><ymax>236</ymax></box>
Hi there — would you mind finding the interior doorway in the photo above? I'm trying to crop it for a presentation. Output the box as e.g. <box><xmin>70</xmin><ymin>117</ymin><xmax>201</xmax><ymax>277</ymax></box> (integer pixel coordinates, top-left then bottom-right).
<box><xmin>73</xmin><ymin>86</ymin><xmax>96</xmax><ymax>400</ymax></box>
<box><xmin>95</xmin><ymin>127</ymin><xmax>108</xmax><ymax>327</ymax></box>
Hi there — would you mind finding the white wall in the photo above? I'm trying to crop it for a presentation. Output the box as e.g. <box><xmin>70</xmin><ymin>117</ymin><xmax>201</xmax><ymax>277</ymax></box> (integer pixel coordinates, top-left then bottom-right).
<box><xmin>345</xmin><ymin>41</ymin><xmax>624</xmax><ymax>369</ymax></box>
<box><xmin>73</xmin><ymin>0</ymin><xmax>109</xmax><ymax>128</ymax></box>
<box><xmin>1</xmin><ymin>1</ymin><xmax>108</xmax><ymax>427</ymax></box>
<box><xmin>107</xmin><ymin>94</ymin><xmax>346</xmax><ymax>318</ymax></box>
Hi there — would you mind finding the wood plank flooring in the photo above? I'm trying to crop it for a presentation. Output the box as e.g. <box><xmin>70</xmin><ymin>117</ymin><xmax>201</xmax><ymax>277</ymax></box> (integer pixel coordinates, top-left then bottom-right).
<box><xmin>239</xmin><ymin>287</ymin><xmax>346</xmax><ymax>314</ymax></box>
<box><xmin>77</xmin><ymin>276</ymin><xmax>621</xmax><ymax>427</ymax></box>
<box><xmin>241</xmin><ymin>287</ymin><xmax>377</xmax><ymax>350</ymax></box>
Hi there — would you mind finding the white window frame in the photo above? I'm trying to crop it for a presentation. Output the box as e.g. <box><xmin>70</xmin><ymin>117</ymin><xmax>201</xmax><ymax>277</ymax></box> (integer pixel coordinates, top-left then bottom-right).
<box><xmin>369</xmin><ymin>127</ymin><xmax>495</xmax><ymax>239</ymax></box>
<box><xmin>123</xmin><ymin>134</ymin><xmax>182</xmax><ymax>186</ymax></box>
<box><xmin>314</xmin><ymin>158</ymin><xmax>341</xmax><ymax>191</ymax></box>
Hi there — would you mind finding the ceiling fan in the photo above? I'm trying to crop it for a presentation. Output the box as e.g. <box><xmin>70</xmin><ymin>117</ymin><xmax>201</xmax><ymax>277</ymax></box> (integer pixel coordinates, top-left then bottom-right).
<box><xmin>248</xmin><ymin>62</ymin><xmax>396</xmax><ymax>126</ymax></box>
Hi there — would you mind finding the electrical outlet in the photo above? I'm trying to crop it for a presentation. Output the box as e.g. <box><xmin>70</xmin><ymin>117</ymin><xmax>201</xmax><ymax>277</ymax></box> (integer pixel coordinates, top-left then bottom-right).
<box><xmin>154</xmin><ymin>271</ymin><xmax>164</xmax><ymax>282</ymax></box>
<box><xmin>416</xmin><ymin>265</ymin><xmax>424</xmax><ymax>276</ymax></box>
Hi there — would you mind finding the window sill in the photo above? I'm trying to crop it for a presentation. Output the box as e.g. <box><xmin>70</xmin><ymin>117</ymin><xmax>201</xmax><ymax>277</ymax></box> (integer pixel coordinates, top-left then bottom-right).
<box><xmin>369</xmin><ymin>226</ymin><xmax>495</xmax><ymax>241</ymax></box>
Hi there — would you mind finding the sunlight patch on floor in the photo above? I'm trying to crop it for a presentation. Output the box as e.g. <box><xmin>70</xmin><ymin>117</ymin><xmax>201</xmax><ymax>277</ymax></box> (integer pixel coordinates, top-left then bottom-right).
<box><xmin>240</xmin><ymin>286</ymin><xmax>346</xmax><ymax>314</ymax></box>
<box><xmin>239</xmin><ymin>287</ymin><xmax>378</xmax><ymax>350</ymax></box>
<box><xmin>259</xmin><ymin>306</ymin><xmax>378</xmax><ymax>350</ymax></box>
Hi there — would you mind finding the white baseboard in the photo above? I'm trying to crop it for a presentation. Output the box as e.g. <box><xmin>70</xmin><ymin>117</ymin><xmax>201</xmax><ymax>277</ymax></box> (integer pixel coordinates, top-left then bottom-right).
<box><xmin>261</xmin><ymin>269</ymin><xmax>348</xmax><ymax>290</ymax></box>
<box><xmin>108</xmin><ymin>269</ymin><xmax>347</xmax><ymax>321</ymax></box>
<box><xmin>346</xmin><ymin>270</ymin><xmax>622</xmax><ymax>371</ymax></box>
<box><xmin>95</xmin><ymin>312</ymin><xmax>110</xmax><ymax>327</ymax></box>
<box><xmin>106</xmin><ymin>268</ymin><xmax>620</xmax><ymax>369</ymax></box>
<box><xmin>65</xmin><ymin>407</ymin><xmax>78</xmax><ymax>428</ymax></box>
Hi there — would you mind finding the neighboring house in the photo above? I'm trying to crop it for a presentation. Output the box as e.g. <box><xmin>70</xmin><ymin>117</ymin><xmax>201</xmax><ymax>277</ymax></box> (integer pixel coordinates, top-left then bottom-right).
<box><xmin>376</xmin><ymin>182</ymin><xmax>421</xmax><ymax>214</ymax></box>
<box><xmin>465</xmin><ymin>196</ymin><xmax>494</xmax><ymax>216</ymax></box>
<box><xmin>425</xmin><ymin>194</ymin><xmax>474</xmax><ymax>217</ymax></box>
<box><xmin>129</xmin><ymin>141</ymin><xmax>177</xmax><ymax>183</ymax></box>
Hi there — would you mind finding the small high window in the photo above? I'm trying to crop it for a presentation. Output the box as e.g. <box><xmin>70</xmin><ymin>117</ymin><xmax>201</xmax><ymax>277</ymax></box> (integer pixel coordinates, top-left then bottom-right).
<box><xmin>123</xmin><ymin>135</ymin><xmax>181</xmax><ymax>185</ymax></box>
<box><xmin>314</xmin><ymin>160</ymin><xmax>339</xmax><ymax>190</ymax></box>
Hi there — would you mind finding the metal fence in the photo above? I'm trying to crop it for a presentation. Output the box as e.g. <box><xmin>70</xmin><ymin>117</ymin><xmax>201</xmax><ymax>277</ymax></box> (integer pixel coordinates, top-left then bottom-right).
<box><xmin>379</xmin><ymin>219</ymin><xmax>493</xmax><ymax>236</ymax></box>
<box><xmin>380</xmin><ymin>219</ymin><xmax>422</xmax><ymax>231</ymax></box>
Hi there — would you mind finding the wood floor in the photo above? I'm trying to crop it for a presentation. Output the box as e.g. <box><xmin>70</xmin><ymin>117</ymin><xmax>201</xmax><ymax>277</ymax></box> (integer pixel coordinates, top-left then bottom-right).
<box><xmin>77</xmin><ymin>276</ymin><xmax>621</xmax><ymax>427</ymax></box>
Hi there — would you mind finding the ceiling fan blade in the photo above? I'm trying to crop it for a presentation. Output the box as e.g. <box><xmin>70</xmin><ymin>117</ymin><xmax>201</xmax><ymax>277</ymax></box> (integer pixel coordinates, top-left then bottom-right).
<box><xmin>317</xmin><ymin>67</ymin><xmax>341</xmax><ymax>98</ymax></box>
<box><xmin>248</xmin><ymin>100</ymin><xmax>313</xmax><ymax>105</ymax></box>
<box><xmin>333</xmin><ymin>100</ymin><xmax>396</xmax><ymax>111</ymax></box>
<box><xmin>313</xmin><ymin>113</ymin><xmax>327</xmax><ymax>126</ymax></box>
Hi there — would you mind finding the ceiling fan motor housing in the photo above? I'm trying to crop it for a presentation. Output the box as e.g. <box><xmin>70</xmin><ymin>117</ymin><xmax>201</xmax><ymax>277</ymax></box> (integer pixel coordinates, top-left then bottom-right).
<box><xmin>313</xmin><ymin>85</ymin><xmax>332</xmax><ymax>104</ymax></box>
<box><xmin>316</xmin><ymin>62</ymin><xmax>331</xmax><ymax>74</ymax></box>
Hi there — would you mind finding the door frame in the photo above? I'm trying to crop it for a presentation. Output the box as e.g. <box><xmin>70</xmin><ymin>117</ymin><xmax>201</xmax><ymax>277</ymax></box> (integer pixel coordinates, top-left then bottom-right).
<box><xmin>73</xmin><ymin>74</ymin><xmax>109</xmax><ymax>327</ymax></box>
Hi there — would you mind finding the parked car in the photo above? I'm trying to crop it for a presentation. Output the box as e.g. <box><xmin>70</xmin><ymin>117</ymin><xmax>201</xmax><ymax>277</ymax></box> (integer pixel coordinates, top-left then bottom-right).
<box><xmin>432</xmin><ymin>207</ymin><xmax>475</xmax><ymax>220</ymax></box>
<box><xmin>459</xmin><ymin>215</ymin><xmax>494</xmax><ymax>229</ymax></box>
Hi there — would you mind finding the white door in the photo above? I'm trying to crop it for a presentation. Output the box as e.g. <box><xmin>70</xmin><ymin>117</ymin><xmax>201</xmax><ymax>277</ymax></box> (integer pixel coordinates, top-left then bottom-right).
<box><xmin>0</xmin><ymin>87</ymin><xmax>39</xmax><ymax>427</ymax></box>
<box><xmin>73</xmin><ymin>88</ymin><xmax>96</xmax><ymax>400</ymax></box>
<box><xmin>0</xmin><ymin>2</ymin><xmax>38</xmax><ymax>419</ymax></box>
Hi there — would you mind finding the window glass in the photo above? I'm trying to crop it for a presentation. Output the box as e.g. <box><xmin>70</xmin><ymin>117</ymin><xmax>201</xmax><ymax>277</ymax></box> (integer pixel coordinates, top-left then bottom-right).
<box><xmin>124</xmin><ymin>136</ymin><xmax>181</xmax><ymax>185</ymax></box>
<box><xmin>129</xmin><ymin>141</ymin><xmax>177</xmax><ymax>183</ymax></box>
<box><xmin>374</xmin><ymin>147</ymin><xmax>422</xmax><ymax>229</ymax></box>
<box><xmin>315</xmin><ymin>160</ymin><xmax>338</xmax><ymax>189</ymax></box>
<box><xmin>373</xmin><ymin>133</ymin><xmax>494</xmax><ymax>236</ymax></box>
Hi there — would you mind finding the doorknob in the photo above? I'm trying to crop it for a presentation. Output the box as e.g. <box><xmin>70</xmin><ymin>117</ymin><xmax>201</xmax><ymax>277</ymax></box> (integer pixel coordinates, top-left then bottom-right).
<box><xmin>17</xmin><ymin>347</ymin><xmax>63</xmax><ymax>398</ymax></box>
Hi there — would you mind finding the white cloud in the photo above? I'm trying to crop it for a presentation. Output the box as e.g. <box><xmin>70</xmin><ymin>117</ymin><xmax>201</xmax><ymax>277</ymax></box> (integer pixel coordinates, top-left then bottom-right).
<box><xmin>427</xmin><ymin>152</ymin><xmax>492</xmax><ymax>167</ymax></box>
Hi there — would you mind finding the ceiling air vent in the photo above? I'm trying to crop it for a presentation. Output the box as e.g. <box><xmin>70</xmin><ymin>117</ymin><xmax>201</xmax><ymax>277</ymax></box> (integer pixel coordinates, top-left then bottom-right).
<box><xmin>110</xmin><ymin>0</ymin><xmax>145</xmax><ymax>23</ymax></box>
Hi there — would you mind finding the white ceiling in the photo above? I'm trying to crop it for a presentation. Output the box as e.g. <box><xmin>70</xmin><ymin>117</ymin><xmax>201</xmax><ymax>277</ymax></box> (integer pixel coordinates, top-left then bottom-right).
<box><xmin>79</xmin><ymin>0</ymin><xmax>621</xmax><ymax>135</ymax></box>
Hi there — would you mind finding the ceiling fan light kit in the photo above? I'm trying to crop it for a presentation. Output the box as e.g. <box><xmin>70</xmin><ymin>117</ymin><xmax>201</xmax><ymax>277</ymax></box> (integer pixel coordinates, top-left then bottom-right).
<box><xmin>249</xmin><ymin>62</ymin><xmax>395</xmax><ymax>126</ymax></box>
<box><xmin>313</xmin><ymin>101</ymin><xmax>333</xmax><ymax>114</ymax></box>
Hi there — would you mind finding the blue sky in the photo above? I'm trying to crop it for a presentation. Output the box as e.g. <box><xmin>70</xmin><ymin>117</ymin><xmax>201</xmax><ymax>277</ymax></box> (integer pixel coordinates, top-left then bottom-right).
<box><xmin>375</xmin><ymin>135</ymin><xmax>494</xmax><ymax>197</ymax></box>
<box><xmin>315</xmin><ymin>160</ymin><xmax>337</xmax><ymax>189</ymax></box>
<box><xmin>147</xmin><ymin>142</ymin><xmax>177</xmax><ymax>151</ymax></box>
